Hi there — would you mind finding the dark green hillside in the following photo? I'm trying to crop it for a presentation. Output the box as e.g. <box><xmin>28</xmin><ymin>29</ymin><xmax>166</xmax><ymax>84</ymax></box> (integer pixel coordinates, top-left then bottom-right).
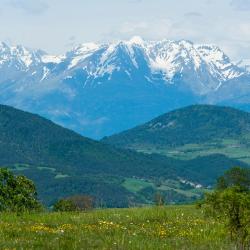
<box><xmin>103</xmin><ymin>105</ymin><xmax>250</xmax><ymax>147</ymax></box>
<box><xmin>0</xmin><ymin>104</ymin><xmax>176</xmax><ymax>178</ymax></box>
<box><xmin>0</xmin><ymin>104</ymin><xmax>180</xmax><ymax>206</ymax></box>
<box><xmin>0</xmin><ymin>104</ymin><xmax>248</xmax><ymax>207</ymax></box>
<box><xmin>102</xmin><ymin>105</ymin><xmax>250</xmax><ymax>165</ymax></box>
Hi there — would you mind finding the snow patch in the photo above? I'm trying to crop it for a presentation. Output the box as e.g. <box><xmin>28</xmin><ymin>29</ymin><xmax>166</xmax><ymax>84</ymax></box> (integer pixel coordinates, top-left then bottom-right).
<box><xmin>42</xmin><ymin>55</ymin><xmax>65</xmax><ymax>64</ymax></box>
<box><xmin>40</xmin><ymin>67</ymin><xmax>50</xmax><ymax>81</ymax></box>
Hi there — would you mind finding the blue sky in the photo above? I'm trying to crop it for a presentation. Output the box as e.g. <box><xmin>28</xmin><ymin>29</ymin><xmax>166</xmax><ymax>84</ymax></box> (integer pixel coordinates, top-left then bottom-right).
<box><xmin>1</xmin><ymin>0</ymin><xmax>250</xmax><ymax>60</ymax></box>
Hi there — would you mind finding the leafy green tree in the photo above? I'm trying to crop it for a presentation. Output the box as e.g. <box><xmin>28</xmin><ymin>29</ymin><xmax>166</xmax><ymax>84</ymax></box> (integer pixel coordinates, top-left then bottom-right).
<box><xmin>204</xmin><ymin>167</ymin><xmax>250</xmax><ymax>249</ymax></box>
<box><xmin>53</xmin><ymin>199</ymin><xmax>77</xmax><ymax>212</ymax></box>
<box><xmin>0</xmin><ymin>168</ymin><xmax>42</xmax><ymax>212</ymax></box>
<box><xmin>53</xmin><ymin>195</ymin><xmax>94</xmax><ymax>212</ymax></box>
<box><xmin>216</xmin><ymin>167</ymin><xmax>250</xmax><ymax>191</ymax></box>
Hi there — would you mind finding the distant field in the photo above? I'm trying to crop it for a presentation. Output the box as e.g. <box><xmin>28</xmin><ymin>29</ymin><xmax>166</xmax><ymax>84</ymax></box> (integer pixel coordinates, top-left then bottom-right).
<box><xmin>122</xmin><ymin>178</ymin><xmax>206</xmax><ymax>205</ymax></box>
<box><xmin>0</xmin><ymin>206</ymin><xmax>233</xmax><ymax>249</ymax></box>
<box><xmin>134</xmin><ymin>138</ymin><xmax>250</xmax><ymax>164</ymax></box>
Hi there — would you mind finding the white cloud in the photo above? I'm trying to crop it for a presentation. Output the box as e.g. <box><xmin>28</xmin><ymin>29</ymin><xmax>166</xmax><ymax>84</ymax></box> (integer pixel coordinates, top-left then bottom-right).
<box><xmin>1</xmin><ymin>0</ymin><xmax>250</xmax><ymax>60</ymax></box>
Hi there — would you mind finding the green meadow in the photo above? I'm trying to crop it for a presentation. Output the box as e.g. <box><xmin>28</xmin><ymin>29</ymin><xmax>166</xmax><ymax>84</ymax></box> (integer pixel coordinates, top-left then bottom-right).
<box><xmin>0</xmin><ymin>205</ymin><xmax>233</xmax><ymax>250</ymax></box>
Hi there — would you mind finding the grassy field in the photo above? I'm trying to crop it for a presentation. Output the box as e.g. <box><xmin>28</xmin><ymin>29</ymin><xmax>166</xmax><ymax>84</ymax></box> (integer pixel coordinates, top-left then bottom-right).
<box><xmin>0</xmin><ymin>205</ymin><xmax>234</xmax><ymax>250</ymax></box>
<box><xmin>134</xmin><ymin>139</ymin><xmax>250</xmax><ymax>164</ymax></box>
<box><xmin>122</xmin><ymin>178</ymin><xmax>206</xmax><ymax>204</ymax></box>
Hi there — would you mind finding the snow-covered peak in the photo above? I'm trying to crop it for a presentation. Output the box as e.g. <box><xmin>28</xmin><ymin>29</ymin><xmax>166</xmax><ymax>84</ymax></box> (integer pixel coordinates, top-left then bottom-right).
<box><xmin>72</xmin><ymin>42</ymin><xmax>101</xmax><ymax>54</ymax></box>
<box><xmin>147</xmin><ymin>39</ymin><xmax>203</xmax><ymax>79</ymax></box>
<box><xmin>0</xmin><ymin>42</ymin><xmax>10</xmax><ymax>50</ymax></box>
<box><xmin>11</xmin><ymin>45</ymin><xmax>34</xmax><ymax>67</ymax></box>
<box><xmin>0</xmin><ymin>42</ymin><xmax>44</xmax><ymax>69</ymax></box>
<box><xmin>196</xmin><ymin>44</ymin><xmax>229</xmax><ymax>64</ymax></box>
<box><xmin>235</xmin><ymin>59</ymin><xmax>250</xmax><ymax>72</ymax></box>
<box><xmin>196</xmin><ymin>44</ymin><xmax>244</xmax><ymax>80</ymax></box>
<box><xmin>177</xmin><ymin>39</ymin><xmax>194</xmax><ymax>48</ymax></box>
<box><xmin>126</xmin><ymin>36</ymin><xmax>145</xmax><ymax>46</ymax></box>
<box><xmin>137</xmin><ymin>39</ymin><xmax>244</xmax><ymax>82</ymax></box>
<box><xmin>67</xmin><ymin>42</ymin><xmax>102</xmax><ymax>69</ymax></box>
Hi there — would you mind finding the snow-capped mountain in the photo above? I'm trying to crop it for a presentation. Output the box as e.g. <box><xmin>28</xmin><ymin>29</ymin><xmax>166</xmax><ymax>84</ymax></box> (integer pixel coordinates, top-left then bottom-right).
<box><xmin>0</xmin><ymin>37</ymin><xmax>249</xmax><ymax>138</ymax></box>
<box><xmin>236</xmin><ymin>59</ymin><xmax>250</xmax><ymax>72</ymax></box>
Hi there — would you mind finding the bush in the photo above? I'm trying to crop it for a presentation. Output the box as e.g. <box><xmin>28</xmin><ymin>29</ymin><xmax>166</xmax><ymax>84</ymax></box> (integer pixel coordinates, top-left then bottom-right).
<box><xmin>54</xmin><ymin>195</ymin><xmax>94</xmax><ymax>212</ymax></box>
<box><xmin>0</xmin><ymin>168</ymin><xmax>42</xmax><ymax>212</ymax></box>
<box><xmin>53</xmin><ymin>199</ymin><xmax>77</xmax><ymax>212</ymax></box>
<box><xmin>204</xmin><ymin>167</ymin><xmax>250</xmax><ymax>249</ymax></box>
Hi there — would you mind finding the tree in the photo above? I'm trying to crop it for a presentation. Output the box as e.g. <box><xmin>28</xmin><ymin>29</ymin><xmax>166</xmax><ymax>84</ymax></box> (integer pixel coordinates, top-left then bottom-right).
<box><xmin>204</xmin><ymin>167</ymin><xmax>250</xmax><ymax>249</ymax></box>
<box><xmin>0</xmin><ymin>168</ymin><xmax>42</xmax><ymax>212</ymax></box>
<box><xmin>53</xmin><ymin>199</ymin><xmax>77</xmax><ymax>212</ymax></box>
<box><xmin>216</xmin><ymin>167</ymin><xmax>250</xmax><ymax>191</ymax></box>
<box><xmin>53</xmin><ymin>195</ymin><xmax>94</xmax><ymax>212</ymax></box>
<box><xmin>154</xmin><ymin>192</ymin><xmax>165</xmax><ymax>206</ymax></box>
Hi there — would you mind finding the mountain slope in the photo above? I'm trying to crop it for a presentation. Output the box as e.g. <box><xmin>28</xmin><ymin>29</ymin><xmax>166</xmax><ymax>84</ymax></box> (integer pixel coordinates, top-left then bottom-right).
<box><xmin>0</xmin><ymin>104</ymin><xmax>184</xmax><ymax>205</ymax></box>
<box><xmin>0</xmin><ymin>104</ymin><xmax>247</xmax><ymax>206</ymax></box>
<box><xmin>103</xmin><ymin>105</ymin><xmax>250</xmax><ymax>146</ymax></box>
<box><xmin>0</xmin><ymin>38</ymin><xmax>249</xmax><ymax>139</ymax></box>
<box><xmin>102</xmin><ymin>105</ymin><xmax>250</xmax><ymax>165</ymax></box>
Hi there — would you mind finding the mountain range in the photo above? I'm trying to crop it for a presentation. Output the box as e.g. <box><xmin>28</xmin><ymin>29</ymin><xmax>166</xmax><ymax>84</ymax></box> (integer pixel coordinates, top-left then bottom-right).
<box><xmin>0</xmin><ymin>37</ymin><xmax>250</xmax><ymax>138</ymax></box>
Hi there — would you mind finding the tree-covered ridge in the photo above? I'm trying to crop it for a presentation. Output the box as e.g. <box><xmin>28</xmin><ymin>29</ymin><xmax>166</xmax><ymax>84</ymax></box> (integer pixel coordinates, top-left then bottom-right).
<box><xmin>102</xmin><ymin>105</ymin><xmax>250</xmax><ymax>148</ymax></box>
<box><xmin>0</xmin><ymin>104</ymin><xmax>177</xmax><ymax>177</ymax></box>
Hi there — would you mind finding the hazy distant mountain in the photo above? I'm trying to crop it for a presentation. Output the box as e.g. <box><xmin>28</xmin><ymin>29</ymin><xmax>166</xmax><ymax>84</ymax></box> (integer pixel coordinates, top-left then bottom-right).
<box><xmin>0</xmin><ymin>38</ymin><xmax>250</xmax><ymax>138</ymax></box>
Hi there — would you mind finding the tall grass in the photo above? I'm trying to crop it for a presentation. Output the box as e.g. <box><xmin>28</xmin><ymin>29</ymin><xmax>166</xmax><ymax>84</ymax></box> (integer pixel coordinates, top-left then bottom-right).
<box><xmin>0</xmin><ymin>205</ymin><xmax>233</xmax><ymax>249</ymax></box>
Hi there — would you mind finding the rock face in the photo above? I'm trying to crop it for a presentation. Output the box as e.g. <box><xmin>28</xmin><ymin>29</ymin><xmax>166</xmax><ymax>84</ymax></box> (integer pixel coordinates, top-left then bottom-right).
<box><xmin>0</xmin><ymin>38</ymin><xmax>249</xmax><ymax>138</ymax></box>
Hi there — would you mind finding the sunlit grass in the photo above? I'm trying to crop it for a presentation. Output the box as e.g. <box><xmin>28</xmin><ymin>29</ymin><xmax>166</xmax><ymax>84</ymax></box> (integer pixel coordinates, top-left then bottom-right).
<box><xmin>0</xmin><ymin>205</ymin><xmax>233</xmax><ymax>249</ymax></box>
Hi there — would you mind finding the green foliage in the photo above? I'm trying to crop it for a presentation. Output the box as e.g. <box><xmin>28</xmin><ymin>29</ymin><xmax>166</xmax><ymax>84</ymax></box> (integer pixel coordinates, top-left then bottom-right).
<box><xmin>204</xmin><ymin>167</ymin><xmax>250</xmax><ymax>248</ymax></box>
<box><xmin>0</xmin><ymin>168</ymin><xmax>42</xmax><ymax>212</ymax></box>
<box><xmin>54</xmin><ymin>195</ymin><xmax>94</xmax><ymax>212</ymax></box>
<box><xmin>216</xmin><ymin>167</ymin><xmax>250</xmax><ymax>191</ymax></box>
<box><xmin>53</xmin><ymin>199</ymin><xmax>77</xmax><ymax>212</ymax></box>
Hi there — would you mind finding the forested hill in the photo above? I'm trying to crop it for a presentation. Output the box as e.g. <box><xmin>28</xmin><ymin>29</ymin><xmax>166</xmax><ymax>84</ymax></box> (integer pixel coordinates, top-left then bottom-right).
<box><xmin>0</xmin><ymin>104</ymin><xmax>181</xmax><ymax>178</ymax></box>
<box><xmin>102</xmin><ymin>105</ymin><xmax>250</xmax><ymax>148</ymax></box>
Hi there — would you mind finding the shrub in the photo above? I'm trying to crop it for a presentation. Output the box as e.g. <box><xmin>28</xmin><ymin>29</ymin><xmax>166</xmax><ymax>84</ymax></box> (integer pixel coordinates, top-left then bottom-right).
<box><xmin>0</xmin><ymin>168</ymin><xmax>42</xmax><ymax>212</ymax></box>
<box><xmin>204</xmin><ymin>167</ymin><xmax>250</xmax><ymax>249</ymax></box>
<box><xmin>53</xmin><ymin>199</ymin><xmax>77</xmax><ymax>212</ymax></box>
<box><xmin>54</xmin><ymin>195</ymin><xmax>94</xmax><ymax>212</ymax></box>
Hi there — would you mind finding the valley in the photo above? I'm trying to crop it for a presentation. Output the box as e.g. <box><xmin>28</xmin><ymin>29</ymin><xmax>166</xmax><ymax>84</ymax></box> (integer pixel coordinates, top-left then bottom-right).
<box><xmin>0</xmin><ymin>104</ymin><xmax>249</xmax><ymax>207</ymax></box>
